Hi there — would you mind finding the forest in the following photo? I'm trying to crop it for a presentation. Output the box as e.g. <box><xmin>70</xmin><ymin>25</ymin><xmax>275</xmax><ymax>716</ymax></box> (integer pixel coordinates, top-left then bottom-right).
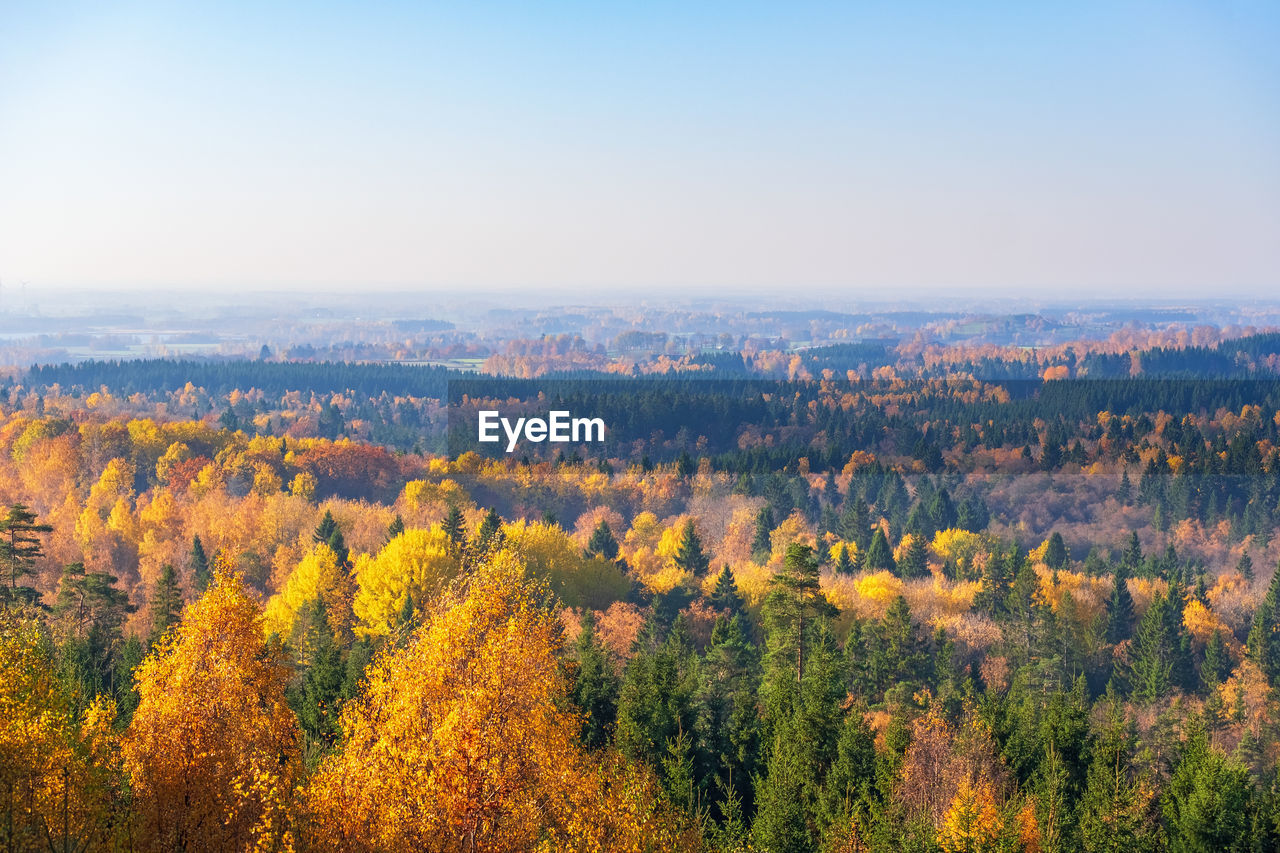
<box><xmin>4</xmin><ymin>333</ymin><xmax>1280</xmax><ymax>852</ymax></box>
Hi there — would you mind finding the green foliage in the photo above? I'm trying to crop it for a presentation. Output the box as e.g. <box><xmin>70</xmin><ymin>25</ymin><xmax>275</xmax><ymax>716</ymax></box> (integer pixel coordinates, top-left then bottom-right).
<box><xmin>569</xmin><ymin>610</ymin><xmax>619</xmax><ymax>750</ymax></box>
<box><xmin>190</xmin><ymin>534</ymin><xmax>211</xmax><ymax>593</ymax></box>
<box><xmin>585</xmin><ymin>518</ymin><xmax>620</xmax><ymax>561</ymax></box>
<box><xmin>674</xmin><ymin>519</ymin><xmax>711</xmax><ymax>577</ymax></box>
<box><xmin>863</xmin><ymin>527</ymin><xmax>895</xmax><ymax>574</ymax></box>
<box><xmin>0</xmin><ymin>504</ymin><xmax>52</xmax><ymax>608</ymax></box>
<box><xmin>1163</xmin><ymin>724</ymin><xmax>1257</xmax><ymax>852</ymax></box>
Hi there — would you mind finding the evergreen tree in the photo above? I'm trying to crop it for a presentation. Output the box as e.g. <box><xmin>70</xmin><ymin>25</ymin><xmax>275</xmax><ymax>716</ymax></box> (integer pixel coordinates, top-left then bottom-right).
<box><xmin>863</xmin><ymin>527</ymin><xmax>896</xmax><ymax>574</ymax></box>
<box><xmin>190</xmin><ymin>534</ymin><xmax>211</xmax><ymax>592</ymax></box>
<box><xmin>615</xmin><ymin>617</ymin><xmax>698</xmax><ymax>774</ymax></box>
<box><xmin>1162</xmin><ymin>723</ymin><xmax>1257</xmax><ymax>852</ymax></box>
<box><xmin>761</xmin><ymin>544</ymin><xmax>836</xmax><ymax>716</ymax></box>
<box><xmin>1236</xmin><ymin>553</ymin><xmax>1254</xmax><ymax>583</ymax></box>
<box><xmin>474</xmin><ymin>507</ymin><xmax>502</xmax><ymax>552</ymax></box>
<box><xmin>974</xmin><ymin>548</ymin><xmax>1011</xmax><ymax>616</ymax></box>
<box><xmin>313</xmin><ymin>509</ymin><xmax>338</xmax><ymax>545</ymax></box>
<box><xmin>1107</xmin><ymin>560</ymin><xmax>1136</xmax><ymax>644</ymax></box>
<box><xmin>708</xmin><ymin>565</ymin><xmax>746</xmax><ymax>616</ymax></box>
<box><xmin>840</xmin><ymin>498</ymin><xmax>870</xmax><ymax>552</ymax></box>
<box><xmin>899</xmin><ymin>534</ymin><xmax>929</xmax><ymax>579</ymax></box>
<box><xmin>0</xmin><ymin>503</ymin><xmax>52</xmax><ymax>607</ymax></box>
<box><xmin>1245</xmin><ymin>595</ymin><xmax>1280</xmax><ymax>683</ymax></box>
<box><xmin>293</xmin><ymin>597</ymin><xmax>345</xmax><ymax>751</ymax></box>
<box><xmin>696</xmin><ymin>614</ymin><xmax>762</xmax><ymax>822</ymax></box>
<box><xmin>585</xmin><ymin>519</ymin><xmax>620</xmax><ymax>561</ymax></box>
<box><xmin>928</xmin><ymin>487</ymin><xmax>957</xmax><ymax>532</ymax></box>
<box><xmin>1131</xmin><ymin>592</ymin><xmax>1179</xmax><ymax>702</ymax></box>
<box><xmin>817</xmin><ymin>709</ymin><xmax>878</xmax><ymax>838</ymax></box>
<box><xmin>569</xmin><ymin>610</ymin><xmax>619</xmax><ymax>750</ymax></box>
<box><xmin>753</xmin><ymin>721</ymin><xmax>815</xmax><ymax>853</ymax></box>
<box><xmin>52</xmin><ymin>560</ymin><xmax>136</xmax><ymax>707</ymax></box>
<box><xmin>1078</xmin><ymin>687</ymin><xmax>1150</xmax><ymax>852</ymax></box>
<box><xmin>833</xmin><ymin>544</ymin><xmax>854</xmax><ymax>576</ymax></box>
<box><xmin>441</xmin><ymin>504</ymin><xmax>466</xmax><ymax>552</ymax></box>
<box><xmin>385</xmin><ymin>514</ymin><xmax>405</xmax><ymax>542</ymax></box>
<box><xmin>1045</xmin><ymin>531</ymin><xmax>1070</xmax><ymax>569</ymax></box>
<box><xmin>752</xmin><ymin>506</ymin><xmax>775</xmax><ymax>563</ymax></box>
<box><xmin>148</xmin><ymin>564</ymin><xmax>183</xmax><ymax>647</ymax></box>
<box><xmin>863</xmin><ymin>596</ymin><xmax>926</xmax><ymax>698</ymax></box>
<box><xmin>673</xmin><ymin>518</ymin><xmax>711</xmax><ymax>577</ymax></box>
<box><xmin>1201</xmin><ymin>630</ymin><xmax>1231</xmax><ymax>691</ymax></box>
<box><xmin>1122</xmin><ymin>531</ymin><xmax>1143</xmax><ymax>573</ymax></box>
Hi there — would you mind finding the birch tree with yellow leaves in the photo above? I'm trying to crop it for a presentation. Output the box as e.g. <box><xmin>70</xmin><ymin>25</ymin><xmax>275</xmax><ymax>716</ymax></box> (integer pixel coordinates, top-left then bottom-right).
<box><xmin>123</xmin><ymin>573</ymin><xmax>302</xmax><ymax>852</ymax></box>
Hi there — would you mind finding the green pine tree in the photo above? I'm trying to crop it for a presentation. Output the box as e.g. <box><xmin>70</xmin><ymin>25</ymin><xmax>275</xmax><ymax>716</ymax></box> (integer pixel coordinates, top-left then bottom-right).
<box><xmin>709</xmin><ymin>565</ymin><xmax>746</xmax><ymax>616</ymax></box>
<box><xmin>585</xmin><ymin>519</ymin><xmax>620</xmax><ymax>561</ymax></box>
<box><xmin>0</xmin><ymin>503</ymin><xmax>52</xmax><ymax>607</ymax></box>
<box><xmin>752</xmin><ymin>506</ymin><xmax>775</xmax><ymax>563</ymax></box>
<box><xmin>441</xmin><ymin>504</ymin><xmax>466</xmax><ymax>553</ymax></box>
<box><xmin>569</xmin><ymin>610</ymin><xmax>619</xmax><ymax>750</ymax></box>
<box><xmin>863</xmin><ymin>527</ymin><xmax>895</xmax><ymax>574</ymax></box>
<box><xmin>674</xmin><ymin>518</ymin><xmax>711</xmax><ymax>576</ymax></box>
<box><xmin>147</xmin><ymin>563</ymin><xmax>183</xmax><ymax>647</ymax></box>
<box><xmin>190</xmin><ymin>534</ymin><xmax>211</xmax><ymax>592</ymax></box>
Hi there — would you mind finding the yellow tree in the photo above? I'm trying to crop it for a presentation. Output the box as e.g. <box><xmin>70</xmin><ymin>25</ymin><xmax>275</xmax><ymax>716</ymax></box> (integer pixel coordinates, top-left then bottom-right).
<box><xmin>351</xmin><ymin>526</ymin><xmax>458</xmax><ymax>636</ymax></box>
<box><xmin>123</xmin><ymin>573</ymin><xmax>302</xmax><ymax>852</ymax></box>
<box><xmin>305</xmin><ymin>552</ymin><xmax>700</xmax><ymax>852</ymax></box>
<box><xmin>1</xmin><ymin>618</ymin><xmax>119</xmax><ymax>851</ymax></box>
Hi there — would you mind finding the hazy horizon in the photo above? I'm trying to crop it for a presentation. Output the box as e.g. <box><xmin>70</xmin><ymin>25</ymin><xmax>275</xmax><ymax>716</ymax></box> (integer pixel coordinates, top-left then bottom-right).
<box><xmin>2</xmin><ymin>2</ymin><xmax>1278</xmax><ymax>297</ymax></box>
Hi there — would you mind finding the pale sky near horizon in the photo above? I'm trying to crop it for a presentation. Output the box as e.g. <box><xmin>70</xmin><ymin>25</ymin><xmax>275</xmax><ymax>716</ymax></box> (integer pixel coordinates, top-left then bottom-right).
<box><xmin>0</xmin><ymin>1</ymin><xmax>1277</xmax><ymax>297</ymax></box>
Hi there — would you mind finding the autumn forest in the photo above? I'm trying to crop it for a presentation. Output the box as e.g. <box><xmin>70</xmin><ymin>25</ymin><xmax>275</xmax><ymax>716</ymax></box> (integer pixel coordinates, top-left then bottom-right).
<box><xmin>6</xmin><ymin>317</ymin><xmax>1280</xmax><ymax>852</ymax></box>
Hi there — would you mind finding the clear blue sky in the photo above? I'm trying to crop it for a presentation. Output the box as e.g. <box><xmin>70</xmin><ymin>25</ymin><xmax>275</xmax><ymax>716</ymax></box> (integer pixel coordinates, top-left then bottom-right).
<box><xmin>1</xmin><ymin>1</ymin><xmax>1277</xmax><ymax>296</ymax></box>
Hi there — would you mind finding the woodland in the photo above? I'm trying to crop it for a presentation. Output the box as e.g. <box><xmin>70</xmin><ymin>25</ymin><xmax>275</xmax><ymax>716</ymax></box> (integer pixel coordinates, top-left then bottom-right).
<box><xmin>4</xmin><ymin>330</ymin><xmax>1280</xmax><ymax>851</ymax></box>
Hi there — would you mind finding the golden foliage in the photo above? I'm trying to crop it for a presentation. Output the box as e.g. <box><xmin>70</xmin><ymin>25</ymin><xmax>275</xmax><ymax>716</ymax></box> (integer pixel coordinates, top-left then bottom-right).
<box><xmin>305</xmin><ymin>553</ymin><xmax>698</xmax><ymax>851</ymax></box>
<box><xmin>0</xmin><ymin>619</ymin><xmax>120</xmax><ymax>851</ymax></box>
<box><xmin>123</xmin><ymin>574</ymin><xmax>302</xmax><ymax>851</ymax></box>
<box><xmin>351</xmin><ymin>527</ymin><xmax>459</xmax><ymax>637</ymax></box>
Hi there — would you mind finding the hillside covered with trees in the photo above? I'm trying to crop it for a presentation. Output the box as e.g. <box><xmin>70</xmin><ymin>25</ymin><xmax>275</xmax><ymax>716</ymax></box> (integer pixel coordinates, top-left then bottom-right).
<box><xmin>4</xmin><ymin>337</ymin><xmax>1280</xmax><ymax>851</ymax></box>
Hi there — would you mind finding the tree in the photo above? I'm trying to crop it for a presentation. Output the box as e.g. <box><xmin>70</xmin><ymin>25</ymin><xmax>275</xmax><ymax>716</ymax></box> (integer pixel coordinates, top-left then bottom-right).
<box><xmin>314</xmin><ymin>509</ymin><xmax>349</xmax><ymax>566</ymax></box>
<box><xmin>386</xmin><ymin>513</ymin><xmax>405</xmax><ymax>542</ymax></box>
<box><xmin>900</xmin><ymin>534</ymin><xmax>929</xmax><ymax>579</ymax></box>
<box><xmin>1131</xmin><ymin>591</ymin><xmax>1185</xmax><ymax>703</ymax></box>
<box><xmin>306</xmin><ymin>552</ymin><xmax>698</xmax><ymax>850</ymax></box>
<box><xmin>1045</xmin><ymin>532</ymin><xmax>1069</xmax><ymax>569</ymax></box>
<box><xmin>124</xmin><ymin>572</ymin><xmax>302</xmax><ymax>851</ymax></box>
<box><xmin>708</xmin><ymin>564</ymin><xmax>746</xmax><ymax>616</ymax></box>
<box><xmin>0</xmin><ymin>504</ymin><xmax>52</xmax><ymax>608</ymax></box>
<box><xmin>1078</xmin><ymin>688</ymin><xmax>1153</xmax><ymax>853</ymax></box>
<box><xmin>753</xmin><ymin>721</ymin><xmax>817</xmax><ymax>853</ymax></box>
<box><xmin>840</xmin><ymin>498</ymin><xmax>870</xmax><ymax>552</ymax></box>
<box><xmin>1236</xmin><ymin>553</ymin><xmax>1254</xmax><ymax>583</ymax></box>
<box><xmin>474</xmin><ymin>507</ymin><xmax>503</xmax><ymax>552</ymax></box>
<box><xmin>292</xmin><ymin>597</ymin><xmax>345</xmax><ymax>753</ymax></box>
<box><xmin>817</xmin><ymin>709</ymin><xmax>878</xmax><ymax>839</ymax></box>
<box><xmin>1107</xmin><ymin>560</ymin><xmax>1136</xmax><ymax>645</ymax></box>
<box><xmin>834</xmin><ymin>544</ymin><xmax>854</xmax><ymax>576</ymax></box>
<box><xmin>863</xmin><ymin>527</ymin><xmax>896</xmax><ymax>574</ymax></box>
<box><xmin>441</xmin><ymin>504</ymin><xmax>466</xmax><ymax>553</ymax></box>
<box><xmin>190</xmin><ymin>534</ymin><xmax>211</xmax><ymax>592</ymax></box>
<box><xmin>585</xmin><ymin>518</ymin><xmax>620</xmax><ymax>562</ymax></box>
<box><xmin>147</xmin><ymin>563</ymin><xmax>183</xmax><ymax>647</ymax></box>
<box><xmin>762</xmin><ymin>544</ymin><xmax>836</xmax><ymax>711</ymax></box>
<box><xmin>1</xmin><ymin>619</ymin><xmax>120</xmax><ymax>851</ymax></box>
<box><xmin>52</xmin><ymin>561</ymin><xmax>135</xmax><ymax>708</ymax></box>
<box><xmin>673</xmin><ymin>518</ymin><xmax>711</xmax><ymax>577</ymax></box>
<box><xmin>752</xmin><ymin>506</ymin><xmax>776</xmax><ymax>563</ymax></box>
<box><xmin>570</xmin><ymin>610</ymin><xmax>619</xmax><ymax>750</ymax></box>
<box><xmin>1162</xmin><ymin>725</ymin><xmax>1257</xmax><ymax>852</ymax></box>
